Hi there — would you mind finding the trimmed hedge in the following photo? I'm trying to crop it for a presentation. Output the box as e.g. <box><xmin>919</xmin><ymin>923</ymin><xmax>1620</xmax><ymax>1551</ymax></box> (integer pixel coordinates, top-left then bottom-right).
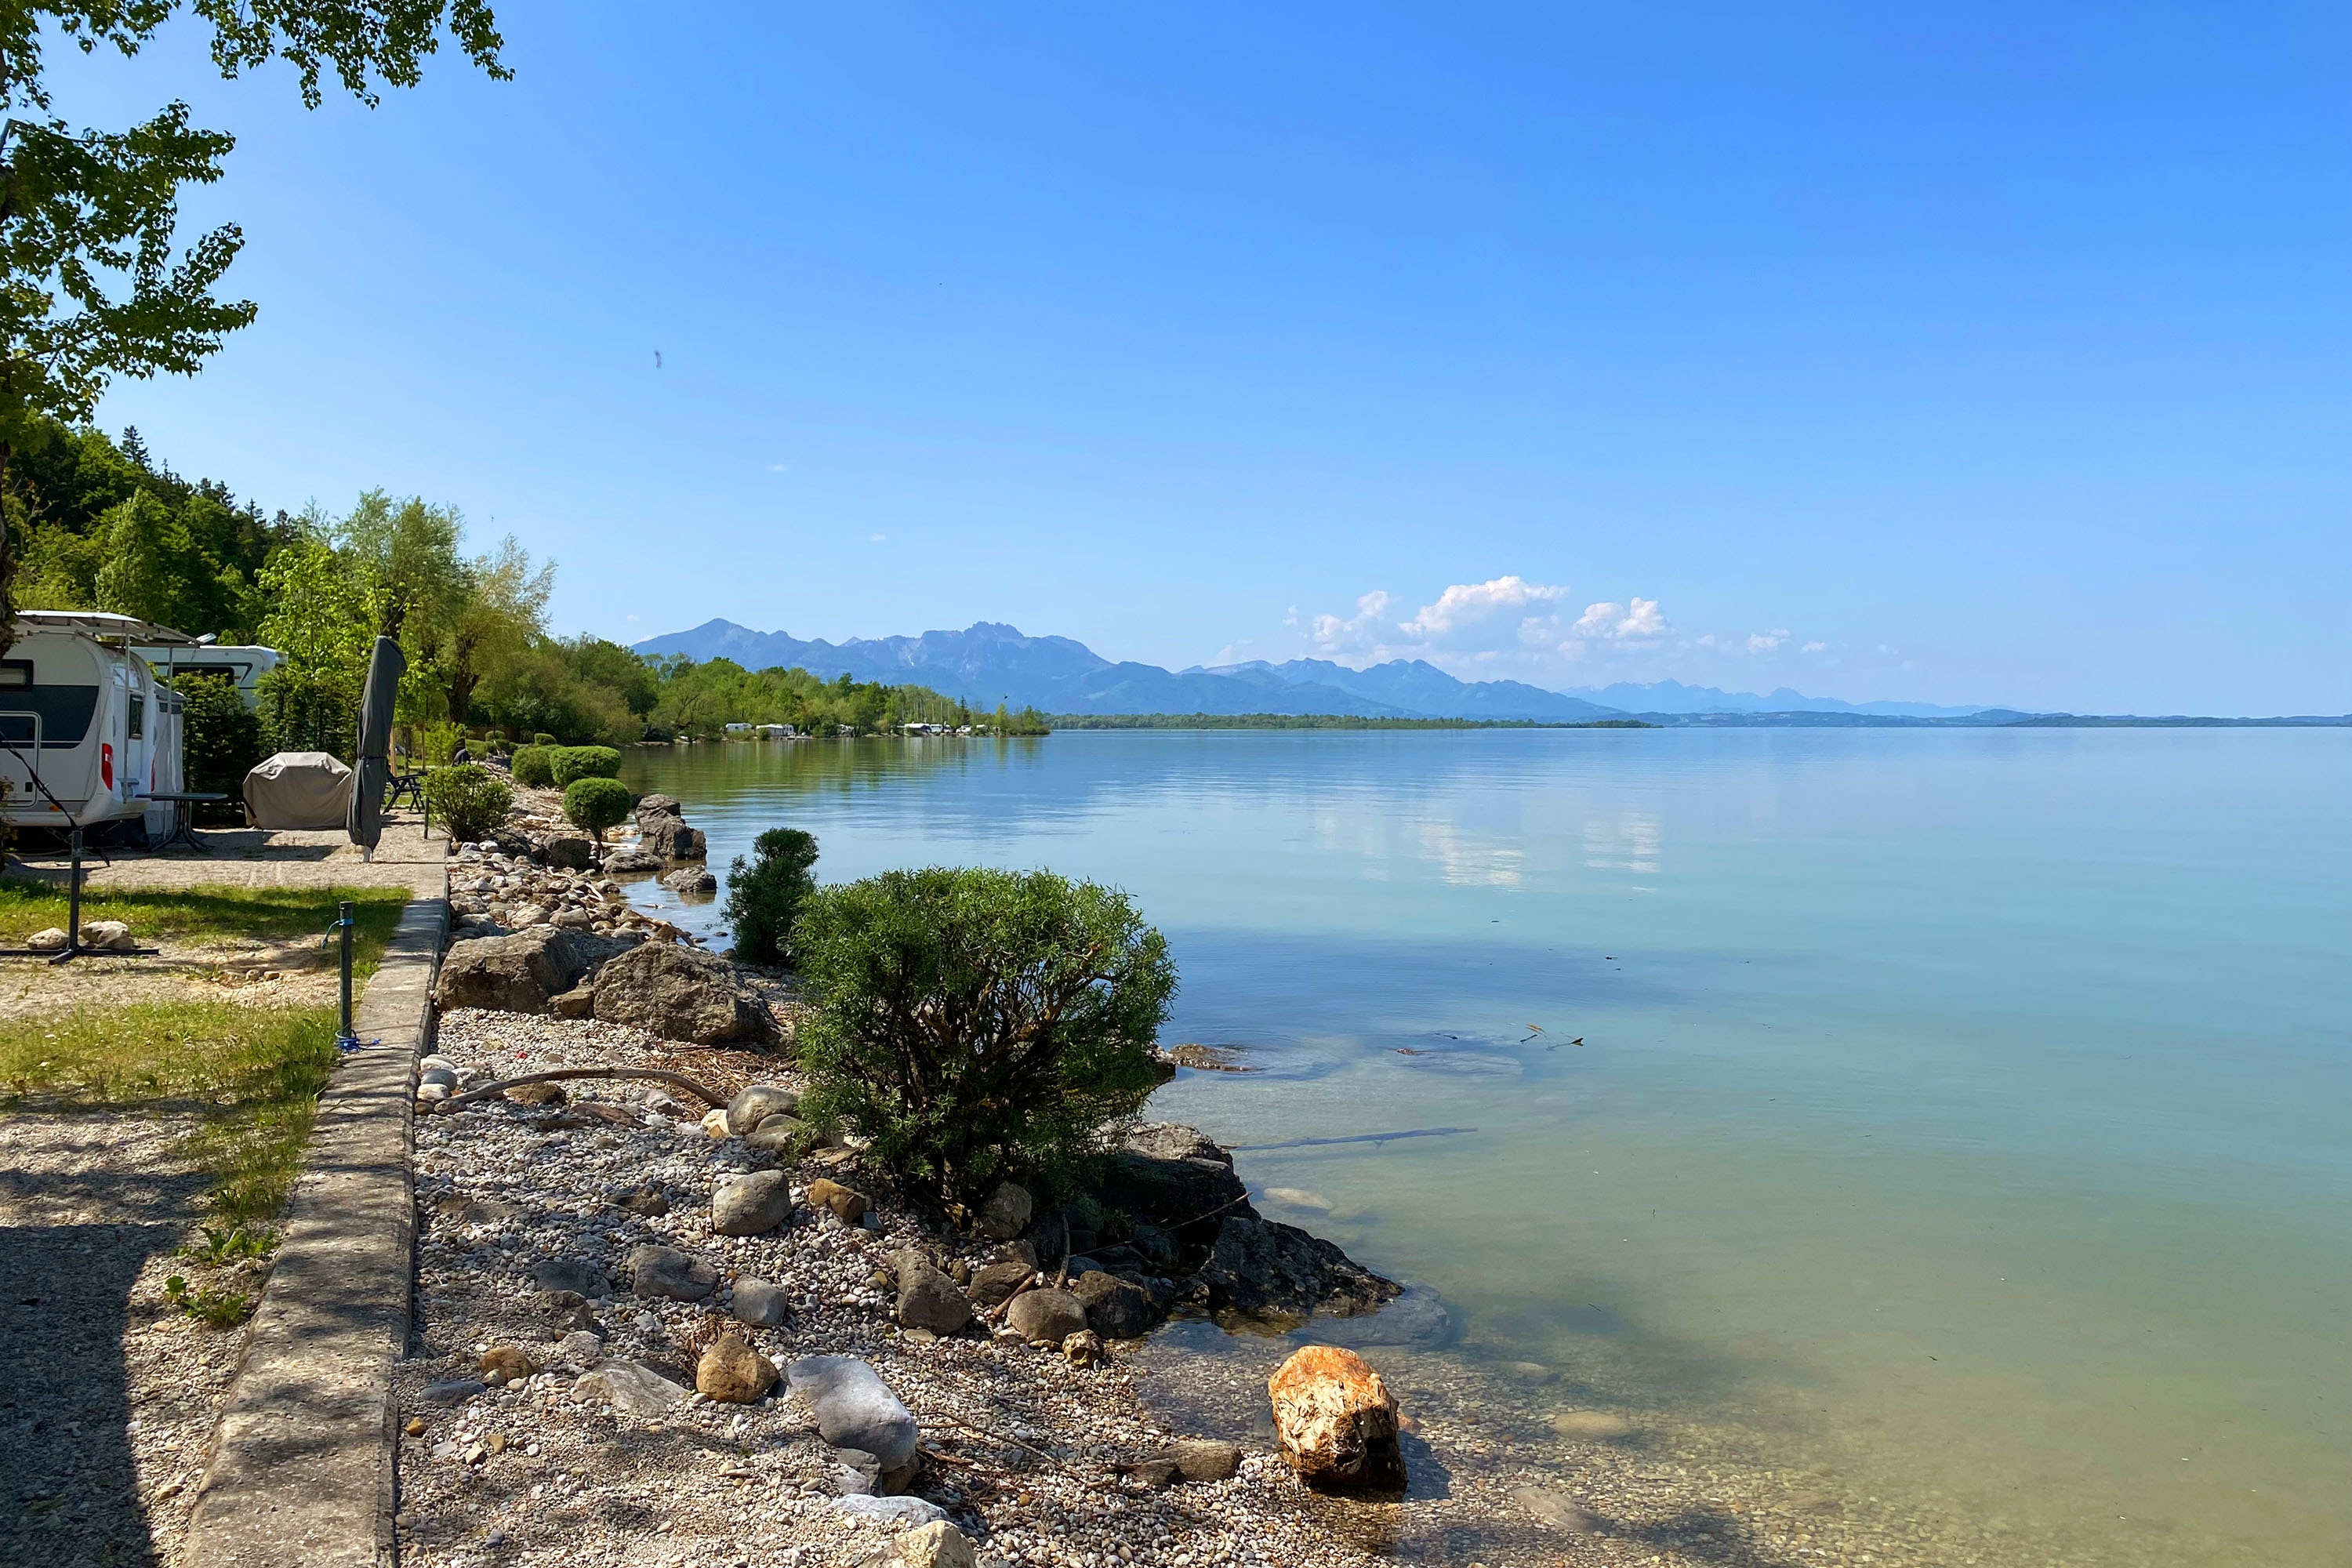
<box><xmin>509</xmin><ymin>745</ymin><xmax>554</xmax><ymax>788</ymax></box>
<box><xmin>550</xmin><ymin>746</ymin><xmax>622</xmax><ymax>786</ymax></box>
<box><xmin>563</xmin><ymin>776</ymin><xmax>633</xmax><ymax>842</ymax></box>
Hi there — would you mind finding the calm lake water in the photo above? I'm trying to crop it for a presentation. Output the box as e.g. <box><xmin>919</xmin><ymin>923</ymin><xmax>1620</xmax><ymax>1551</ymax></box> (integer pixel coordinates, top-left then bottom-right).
<box><xmin>622</xmin><ymin>728</ymin><xmax>2350</xmax><ymax>1566</ymax></box>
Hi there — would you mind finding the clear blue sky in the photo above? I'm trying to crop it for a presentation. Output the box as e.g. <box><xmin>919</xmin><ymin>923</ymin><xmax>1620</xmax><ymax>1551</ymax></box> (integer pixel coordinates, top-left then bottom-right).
<box><xmin>57</xmin><ymin>2</ymin><xmax>2350</xmax><ymax>713</ymax></box>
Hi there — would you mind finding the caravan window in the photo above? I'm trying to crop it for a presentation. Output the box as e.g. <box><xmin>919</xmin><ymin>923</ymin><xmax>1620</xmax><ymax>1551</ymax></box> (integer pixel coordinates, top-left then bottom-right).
<box><xmin>129</xmin><ymin>693</ymin><xmax>144</xmax><ymax>739</ymax></box>
<box><xmin>0</xmin><ymin>661</ymin><xmax>28</xmax><ymax>689</ymax></box>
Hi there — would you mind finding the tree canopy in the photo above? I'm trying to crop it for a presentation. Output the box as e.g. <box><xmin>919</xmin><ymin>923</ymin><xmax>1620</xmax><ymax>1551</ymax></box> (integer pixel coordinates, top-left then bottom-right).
<box><xmin>0</xmin><ymin>0</ymin><xmax>508</xmax><ymax>653</ymax></box>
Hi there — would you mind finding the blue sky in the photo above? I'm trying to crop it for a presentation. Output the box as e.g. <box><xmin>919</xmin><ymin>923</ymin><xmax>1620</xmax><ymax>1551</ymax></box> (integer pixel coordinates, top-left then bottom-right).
<box><xmin>57</xmin><ymin>2</ymin><xmax>2350</xmax><ymax>713</ymax></box>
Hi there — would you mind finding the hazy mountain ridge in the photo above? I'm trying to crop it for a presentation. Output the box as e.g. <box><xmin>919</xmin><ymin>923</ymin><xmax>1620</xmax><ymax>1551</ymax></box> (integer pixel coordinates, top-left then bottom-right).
<box><xmin>635</xmin><ymin>619</ymin><xmax>2014</xmax><ymax>720</ymax></box>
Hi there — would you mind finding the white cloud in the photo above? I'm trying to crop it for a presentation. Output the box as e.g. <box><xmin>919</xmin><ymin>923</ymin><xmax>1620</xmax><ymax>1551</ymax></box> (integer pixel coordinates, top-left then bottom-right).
<box><xmin>1399</xmin><ymin>576</ymin><xmax>1566</xmax><ymax>640</ymax></box>
<box><xmin>1308</xmin><ymin>590</ymin><xmax>1394</xmax><ymax>655</ymax></box>
<box><xmin>1747</xmin><ymin>633</ymin><xmax>1783</xmax><ymax>653</ymax></box>
<box><xmin>1802</xmin><ymin>641</ymin><xmax>1827</xmax><ymax>654</ymax></box>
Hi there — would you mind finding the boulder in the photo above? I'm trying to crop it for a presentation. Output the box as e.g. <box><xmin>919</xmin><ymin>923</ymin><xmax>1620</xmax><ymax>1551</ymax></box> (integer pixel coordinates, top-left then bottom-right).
<box><xmin>1198</xmin><ymin>1215</ymin><xmax>1399</xmax><ymax>1323</ymax></box>
<box><xmin>1097</xmin><ymin>1123</ymin><xmax>1252</xmax><ymax>1246</ymax></box>
<box><xmin>550</xmin><ymin>983</ymin><xmax>597</xmax><ymax>1018</ymax></box>
<box><xmin>79</xmin><ymin>919</ymin><xmax>137</xmax><ymax>951</ymax></box>
<box><xmin>530</xmin><ymin>1257</ymin><xmax>611</xmax><ymax>1299</ymax></box>
<box><xmin>892</xmin><ymin>1250</ymin><xmax>973</xmax><ymax>1334</ymax></box>
<box><xmin>1062</xmin><ymin>1329</ymin><xmax>1105</xmax><ymax>1367</ymax></box>
<box><xmin>1072</xmin><ymin>1270</ymin><xmax>1160</xmax><ymax>1338</ymax></box>
<box><xmin>604</xmin><ymin>847</ymin><xmax>661</xmax><ymax>873</ymax></box>
<box><xmin>745</xmin><ymin>1115</ymin><xmax>816</xmax><ymax>1159</ymax></box>
<box><xmin>727</xmin><ymin>1083</ymin><xmax>800</xmax><ymax>1136</ymax></box>
<box><xmin>477</xmin><ymin>1344</ymin><xmax>536</xmax><ymax>1382</ymax></box>
<box><xmin>543</xmin><ymin>835</ymin><xmax>595</xmax><ymax>869</ymax></box>
<box><xmin>1006</xmin><ymin>1287</ymin><xmax>1087</xmax><ymax>1346</ymax></box>
<box><xmin>712</xmin><ymin>1171</ymin><xmax>793</xmax><ymax>1236</ymax></box>
<box><xmin>634</xmin><ymin>793</ymin><xmax>682</xmax><ymax>818</ymax></box>
<box><xmin>434</xmin><ymin>927</ymin><xmax>630</xmax><ymax>1015</ymax></box>
<box><xmin>660</xmin><ymin>866</ymin><xmax>717</xmax><ymax>894</ymax></box>
<box><xmin>1268</xmin><ymin>1345</ymin><xmax>1403</xmax><ymax>1490</ymax></box>
<box><xmin>575</xmin><ymin>1359</ymin><xmax>689</xmax><ymax>1418</ymax></box>
<box><xmin>637</xmin><ymin>815</ymin><xmax>705</xmax><ymax>858</ymax></box>
<box><xmin>25</xmin><ymin>927</ymin><xmax>68</xmax><ymax>953</ymax></box>
<box><xmin>696</xmin><ymin>1333</ymin><xmax>779</xmax><ymax>1403</ymax></box>
<box><xmin>731</xmin><ymin>1277</ymin><xmax>792</xmax><ymax>1327</ymax></box>
<box><xmin>834</xmin><ymin>1494</ymin><xmax>945</xmax><ymax>1527</ymax></box>
<box><xmin>627</xmin><ymin>1243</ymin><xmax>717</xmax><ymax>1301</ymax></box>
<box><xmin>804</xmin><ymin>1178</ymin><xmax>868</xmax><ymax>1223</ymax></box>
<box><xmin>589</xmin><ymin>942</ymin><xmax>777</xmax><ymax>1046</ymax></box>
<box><xmin>975</xmin><ymin>1181</ymin><xmax>1033</xmax><ymax>1240</ymax></box>
<box><xmin>1164</xmin><ymin>1437</ymin><xmax>1243</xmax><ymax>1483</ymax></box>
<box><xmin>968</xmin><ymin>1260</ymin><xmax>1033</xmax><ymax>1308</ymax></box>
<box><xmin>891</xmin><ymin>1521</ymin><xmax>978</xmax><ymax>1568</ymax></box>
<box><xmin>785</xmin><ymin>1356</ymin><xmax>919</xmax><ymax>1471</ymax></box>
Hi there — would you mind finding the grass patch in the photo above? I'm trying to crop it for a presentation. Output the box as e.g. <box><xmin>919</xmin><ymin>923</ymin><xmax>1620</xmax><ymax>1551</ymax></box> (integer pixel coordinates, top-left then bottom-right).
<box><xmin>0</xmin><ymin>1001</ymin><xmax>347</xmax><ymax>1224</ymax></box>
<box><xmin>0</xmin><ymin>881</ymin><xmax>409</xmax><ymax>971</ymax></box>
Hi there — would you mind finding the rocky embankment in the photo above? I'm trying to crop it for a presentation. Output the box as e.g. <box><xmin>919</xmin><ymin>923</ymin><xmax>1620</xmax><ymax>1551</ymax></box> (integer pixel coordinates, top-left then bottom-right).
<box><xmin>397</xmin><ymin>1011</ymin><xmax>1403</xmax><ymax>1568</ymax></box>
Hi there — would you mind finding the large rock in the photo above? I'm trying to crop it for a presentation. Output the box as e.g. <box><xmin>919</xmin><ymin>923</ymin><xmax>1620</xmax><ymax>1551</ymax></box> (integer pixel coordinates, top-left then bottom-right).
<box><xmin>696</xmin><ymin>1334</ymin><xmax>779</xmax><ymax>1403</ymax></box>
<box><xmin>968</xmin><ymin>1260</ymin><xmax>1033</xmax><ymax>1308</ymax></box>
<box><xmin>575</xmin><ymin>1359</ymin><xmax>690</xmax><ymax>1417</ymax></box>
<box><xmin>1097</xmin><ymin>1123</ymin><xmax>1252</xmax><ymax>1247</ymax></box>
<box><xmin>590</xmin><ymin>942</ymin><xmax>778</xmax><ymax>1046</ymax></box>
<box><xmin>1268</xmin><ymin>1345</ymin><xmax>1404</xmax><ymax>1490</ymax></box>
<box><xmin>732</xmin><ymin>1277</ymin><xmax>792</xmax><ymax>1327</ymax></box>
<box><xmin>712</xmin><ymin>1171</ymin><xmax>793</xmax><ymax>1236</ymax></box>
<box><xmin>543</xmin><ymin>834</ymin><xmax>595</xmax><ymax>869</ymax></box>
<box><xmin>891</xmin><ymin>1521</ymin><xmax>978</xmax><ymax>1568</ymax></box>
<box><xmin>637</xmin><ymin>814</ymin><xmax>705</xmax><ymax>858</ymax></box>
<box><xmin>1073</xmin><ymin>1270</ymin><xmax>1161</xmax><ymax>1338</ymax></box>
<box><xmin>627</xmin><ymin>1243</ymin><xmax>717</xmax><ymax>1301</ymax></box>
<box><xmin>745</xmin><ymin>1115</ymin><xmax>816</xmax><ymax>1159</ymax></box>
<box><xmin>634</xmin><ymin>793</ymin><xmax>682</xmax><ymax>818</ymax></box>
<box><xmin>727</xmin><ymin>1083</ymin><xmax>800</xmax><ymax>1136</ymax></box>
<box><xmin>786</xmin><ymin>1356</ymin><xmax>918</xmax><ymax>1471</ymax></box>
<box><xmin>434</xmin><ymin>927</ymin><xmax>632</xmax><ymax>1014</ymax></box>
<box><xmin>892</xmin><ymin>1250</ymin><xmax>973</xmax><ymax>1334</ymax></box>
<box><xmin>1198</xmin><ymin>1215</ymin><xmax>1399</xmax><ymax>1323</ymax></box>
<box><xmin>805</xmin><ymin>1178</ymin><xmax>868</xmax><ymax>1222</ymax></box>
<box><xmin>1005</xmin><ymin>1287</ymin><xmax>1087</xmax><ymax>1346</ymax></box>
<box><xmin>975</xmin><ymin>1181</ymin><xmax>1033</xmax><ymax>1240</ymax></box>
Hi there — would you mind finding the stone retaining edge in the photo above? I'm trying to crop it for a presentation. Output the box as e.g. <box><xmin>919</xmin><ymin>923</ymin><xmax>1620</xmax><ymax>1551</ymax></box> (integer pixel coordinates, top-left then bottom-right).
<box><xmin>185</xmin><ymin>884</ymin><xmax>448</xmax><ymax>1568</ymax></box>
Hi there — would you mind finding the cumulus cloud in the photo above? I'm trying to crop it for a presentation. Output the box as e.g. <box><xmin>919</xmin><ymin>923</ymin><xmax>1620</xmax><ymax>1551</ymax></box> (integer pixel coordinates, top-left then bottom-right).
<box><xmin>1399</xmin><ymin>576</ymin><xmax>1567</xmax><ymax>640</ymax></box>
<box><xmin>1569</xmin><ymin>598</ymin><xmax>1669</xmax><ymax>643</ymax></box>
<box><xmin>1308</xmin><ymin>590</ymin><xmax>1394</xmax><ymax>655</ymax></box>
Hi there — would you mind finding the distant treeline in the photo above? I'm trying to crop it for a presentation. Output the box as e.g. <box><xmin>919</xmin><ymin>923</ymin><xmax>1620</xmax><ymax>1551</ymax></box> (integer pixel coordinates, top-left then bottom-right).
<box><xmin>1046</xmin><ymin>713</ymin><xmax>1658</xmax><ymax>731</ymax></box>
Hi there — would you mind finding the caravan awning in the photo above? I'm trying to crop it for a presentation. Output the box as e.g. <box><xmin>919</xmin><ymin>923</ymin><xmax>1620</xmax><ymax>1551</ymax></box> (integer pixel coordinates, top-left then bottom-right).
<box><xmin>13</xmin><ymin>611</ymin><xmax>205</xmax><ymax>644</ymax></box>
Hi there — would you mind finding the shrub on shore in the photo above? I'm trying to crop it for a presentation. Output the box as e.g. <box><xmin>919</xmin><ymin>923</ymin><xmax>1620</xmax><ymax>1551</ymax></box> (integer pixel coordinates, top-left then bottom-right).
<box><xmin>509</xmin><ymin>745</ymin><xmax>554</xmax><ymax>788</ymax></box>
<box><xmin>721</xmin><ymin>827</ymin><xmax>818</xmax><ymax>967</ymax></box>
<box><xmin>563</xmin><ymin>776</ymin><xmax>632</xmax><ymax>844</ymax></box>
<box><xmin>549</xmin><ymin>745</ymin><xmax>622</xmax><ymax>786</ymax></box>
<box><xmin>424</xmin><ymin>764</ymin><xmax>513</xmax><ymax>844</ymax></box>
<box><xmin>793</xmin><ymin>866</ymin><xmax>1175</xmax><ymax>1202</ymax></box>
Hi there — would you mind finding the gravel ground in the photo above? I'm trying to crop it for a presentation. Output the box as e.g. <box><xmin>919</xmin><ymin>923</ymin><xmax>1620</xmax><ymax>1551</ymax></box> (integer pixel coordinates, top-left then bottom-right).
<box><xmin>0</xmin><ymin>1112</ymin><xmax>258</xmax><ymax>1568</ymax></box>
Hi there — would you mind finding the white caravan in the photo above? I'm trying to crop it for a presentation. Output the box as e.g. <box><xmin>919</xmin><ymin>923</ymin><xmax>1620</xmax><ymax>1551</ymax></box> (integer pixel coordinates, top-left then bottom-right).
<box><xmin>132</xmin><ymin>641</ymin><xmax>281</xmax><ymax>710</ymax></box>
<box><xmin>2</xmin><ymin>612</ymin><xmax>195</xmax><ymax>839</ymax></box>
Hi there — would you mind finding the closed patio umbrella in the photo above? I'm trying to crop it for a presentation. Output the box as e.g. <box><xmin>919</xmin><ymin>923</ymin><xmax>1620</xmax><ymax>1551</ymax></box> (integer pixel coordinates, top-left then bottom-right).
<box><xmin>347</xmin><ymin>635</ymin><xmax>405</xmax><ymax>859</ymax></box>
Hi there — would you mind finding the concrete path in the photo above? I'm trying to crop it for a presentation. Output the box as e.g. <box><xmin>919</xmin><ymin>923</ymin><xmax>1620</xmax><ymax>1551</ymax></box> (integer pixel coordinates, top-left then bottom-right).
<box><xmin>183</xmin><ymin>888</ymin><xmax>448</xmax><ymax>1568</ymax></box>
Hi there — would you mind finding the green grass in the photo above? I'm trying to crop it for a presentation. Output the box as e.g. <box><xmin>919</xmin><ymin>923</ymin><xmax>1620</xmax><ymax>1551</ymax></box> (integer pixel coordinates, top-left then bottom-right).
<box><xmin>0</xmin><ymin>880</ymin><xmax>409</xmax><ymax>971</ymax></box>
<box><xmin>0</xmin><ymin>1000</ymin><xmax>350</xmax><ymax>1223</ymax></box>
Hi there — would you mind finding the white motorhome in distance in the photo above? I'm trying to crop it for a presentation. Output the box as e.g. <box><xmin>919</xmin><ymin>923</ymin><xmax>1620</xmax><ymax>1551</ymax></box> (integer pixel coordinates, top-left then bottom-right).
<box><xmin>2</xmin><ymin>612</ymin><xmax>197</xmax><ymax>840</ymax></box>
<box><xmin>132</xmin><ymin>641</ymin><xmax>281</xmax><ymax>710</ymax></box>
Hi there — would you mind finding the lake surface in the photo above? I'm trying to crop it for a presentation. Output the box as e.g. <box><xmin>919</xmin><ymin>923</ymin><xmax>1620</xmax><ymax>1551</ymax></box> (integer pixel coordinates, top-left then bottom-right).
<box><xmin>622</xmin><ymin>728</ymin><xmax>2350</xmax><ymax>1566</ymax></box>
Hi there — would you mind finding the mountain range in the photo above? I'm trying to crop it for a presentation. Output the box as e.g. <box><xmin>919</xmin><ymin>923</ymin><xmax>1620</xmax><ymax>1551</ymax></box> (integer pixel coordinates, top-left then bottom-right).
<box><xmin>633</xmin><ymin>619</ymin><xmax>2002</xmax><ymax>720</ymax></box>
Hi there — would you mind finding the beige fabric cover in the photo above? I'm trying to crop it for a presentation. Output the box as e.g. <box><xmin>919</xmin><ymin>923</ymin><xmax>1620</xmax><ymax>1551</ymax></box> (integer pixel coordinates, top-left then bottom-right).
<box><xmin>243</xmin><ymin>751</ymin><xmax>354</xmax><ymax>829</ymax></box>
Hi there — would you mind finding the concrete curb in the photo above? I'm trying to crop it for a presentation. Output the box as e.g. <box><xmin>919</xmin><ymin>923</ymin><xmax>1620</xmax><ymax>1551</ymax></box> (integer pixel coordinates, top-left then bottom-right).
<box><xmin>185</xmin><ymin>886</ymin><xmax>448</xmax><ymax>1568</ymax></box>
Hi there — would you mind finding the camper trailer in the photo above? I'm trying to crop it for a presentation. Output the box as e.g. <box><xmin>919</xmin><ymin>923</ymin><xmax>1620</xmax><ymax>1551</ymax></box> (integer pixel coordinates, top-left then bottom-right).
<box><xmin>132</xmin><ymin>641</ymin><xmax>281</xmax><ymax>710</ymax></box>
<box><xmin>2</xmin><ymin>612</ymin><xmax>195</xmax><ymax>840</ymax></box>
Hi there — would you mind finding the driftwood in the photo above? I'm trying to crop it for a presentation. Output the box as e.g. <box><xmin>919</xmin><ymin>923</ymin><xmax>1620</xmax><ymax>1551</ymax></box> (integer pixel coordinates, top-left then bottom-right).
<box><xmin>431</xmin><ymin>1065</ymin><xmax>730</xmax><ymax>1113</ymax></box>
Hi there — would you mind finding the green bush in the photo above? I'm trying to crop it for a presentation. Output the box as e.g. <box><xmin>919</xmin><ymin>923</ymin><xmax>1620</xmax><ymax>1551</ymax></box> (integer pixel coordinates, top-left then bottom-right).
<box><xmin>177</xmin><ymin>673</ymin><xmax>262</xmax><ymax>811</ymax></box>
<box><xmin>722</xmin><ymin>827</ymin><xmax>818</xmax><ymax>967</ymax></box>
<box><xmin>423</xmin><ymin>764</ymin><xmax>513</xmax><ymax>844</ymax></box>
<box><xmin>794</xmin><ymin>867</ymin><xmax>1176</xmax><ymax>1202</ymax></box>
<box><xmin>420</xmin><ymin>721</ymin><xmax>462</xmax><ymax>766</ymax></box>
<box><xmin>549</xmin><ymin>745</ymin><xmax>622</xmax><ymax>786</ymax></box>
<box><xmin>509</xmin><ymin>745</ymin><xmax>554</xmax><ymax>788</ymax></box>
<box><xmin>562</xmin><ymin>776</ymin><xmax>632</xmax><ymax>843</ymax></box>
<box><xmin>532</xmin><ymin>731</ymin><xmax>556</xmax><ymax>746</ymax></box>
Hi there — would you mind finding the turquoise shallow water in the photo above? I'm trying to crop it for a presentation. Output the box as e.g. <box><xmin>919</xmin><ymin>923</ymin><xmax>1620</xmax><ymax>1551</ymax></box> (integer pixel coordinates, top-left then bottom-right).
<box><xmin>622</xmin><ymin>728</ymin><xmax>2351</xmax><ymax>1565</ymax></box>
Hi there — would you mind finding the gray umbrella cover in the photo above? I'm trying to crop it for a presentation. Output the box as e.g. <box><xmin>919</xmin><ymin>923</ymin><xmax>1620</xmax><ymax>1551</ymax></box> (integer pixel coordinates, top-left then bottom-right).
<box><xmin>347</xmin><ymin>635</ymin><xmax>407</xmax><ymax>851</ymax></box>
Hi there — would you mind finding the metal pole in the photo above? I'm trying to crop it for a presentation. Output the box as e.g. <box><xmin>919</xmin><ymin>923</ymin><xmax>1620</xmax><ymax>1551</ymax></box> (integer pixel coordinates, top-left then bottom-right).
<box><xmin>337</xmin><ymin>898</ymin><xmax>356</xmax><ymax>1046</ymax></box>
<box><xmin>65</xmin><ymin>829</ymin><xmax>83</xmax><ymax>959</ymax></box>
